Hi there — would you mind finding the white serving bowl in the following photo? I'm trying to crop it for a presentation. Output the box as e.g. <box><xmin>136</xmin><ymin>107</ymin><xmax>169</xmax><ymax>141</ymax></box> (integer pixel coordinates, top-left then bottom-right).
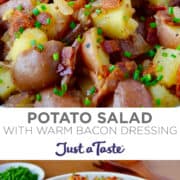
<box><xmin>0</xmin><ymin>162</ymin><xmax>45</xmax><ymax>180</ymax></box>
<box><xmin>46</xmin><ymin>171</ymin><xmax>145</xmax><ymax>180</ymax></box>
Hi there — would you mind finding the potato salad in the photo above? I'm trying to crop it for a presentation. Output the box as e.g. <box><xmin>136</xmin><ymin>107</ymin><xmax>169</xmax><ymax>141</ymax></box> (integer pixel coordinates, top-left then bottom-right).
<box><xmin>0</xmin><ymin>0</ymin><xmax>179</xmax><ymax>107</ymax></box>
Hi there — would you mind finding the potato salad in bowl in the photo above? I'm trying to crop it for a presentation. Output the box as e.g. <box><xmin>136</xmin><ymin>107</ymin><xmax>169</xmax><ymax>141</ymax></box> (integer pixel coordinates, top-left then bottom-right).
<box><xmin>0</xmin><ymin>0</ymin><xmax>179</xmax><ymax>107</ymax></box>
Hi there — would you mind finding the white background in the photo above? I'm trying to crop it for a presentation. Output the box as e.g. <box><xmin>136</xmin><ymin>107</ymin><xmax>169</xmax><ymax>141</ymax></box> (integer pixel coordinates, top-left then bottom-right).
<box><xmin>0</xmin><ymin>108</ymin><xmax>179</xmax><ymax>160</ymax></box>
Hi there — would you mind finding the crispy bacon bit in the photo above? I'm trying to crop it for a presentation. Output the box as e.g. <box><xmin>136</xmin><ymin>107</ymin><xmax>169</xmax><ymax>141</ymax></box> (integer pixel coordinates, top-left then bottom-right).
<box><xmin>92</xmin><ymin>60</ymin><xmax>137</xmax><ymax>106</ymax></box>
<box><xmin>70</xmin><ymin>175</ymin><xmax>88</xmax><ymax>180</ymax></box>
<box><xmin>145</xmin><ymin>17</ymin><xmax>159</xmax><ymax>45</ymax></box>
<box><xmin>9</xmin><ymin>10</ymin><xmax>34</xmax><ymax>38</ymax></box>
<box><xmin>57</xmin><ymin>41</ymin><xmax>80</xmax><ymax>84</ymax></box>
<box><xmin>102</xmin><ymin>40</ymin><xmax>120</xmax><ymax>54</ymax></box>
<box><xmin>36</xmin><ymin>12</ymin><xmax>52</xmax><ymax>25</ymax></box>
<box><xmin>72</xmin><ymin>0</ymin><xmax>86</xmax><ymax>10</ymax></box>
<box><xmin>176</xmin><ymin>65</ymin><xmax>180</xmax><ymax>98</ymax></box>
<box><xmin>117</xmin><ymin>60</ymin><xmax>137</xmax><ymax>77</ymax></box>
<box><xmin>102</xmin><ymin>0</ymin><xmax>122</xmax><ymax>10</ymax></box>
<box><xmin>39</xmin><ymin>0</ymin><xmax>49</xmax><ymax>2</ymax></box>
<box><xmin>57</xmin><ymin>47</ymin><xmax>75</xmax><ymax>77</ymax></box>
<box><xmin>143</xmin><ymin>63</ymin><xmax>156</xmax><ymax>76</ymax></box>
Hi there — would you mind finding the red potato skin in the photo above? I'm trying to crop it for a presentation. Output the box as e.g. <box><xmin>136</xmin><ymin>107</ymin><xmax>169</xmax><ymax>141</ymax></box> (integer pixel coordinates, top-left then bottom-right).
<box><xmin>155</xmin><ymin>10</ymin><xmax>180</xmax><ymax>49</ymax></box>
<box><xmin>113</xmin><ymin>79</ymin><xmax>153</xmax><ymax>107</ymax></box>
<box><xmin>34</xmin><ymin>88</ymin><xmax>82</xmax><ymax>107</ymax></box>
<box><xmin>12</xmin><ymin>41</ymin><xmax>64</xmax><ymax>91</ymax></box>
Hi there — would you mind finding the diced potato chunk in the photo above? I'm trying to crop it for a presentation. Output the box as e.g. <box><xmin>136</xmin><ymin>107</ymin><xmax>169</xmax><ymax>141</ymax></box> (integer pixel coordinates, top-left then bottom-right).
<box><xmin>36</xmin><ymin>3</ymin><xmax>70</xmax><ymax>39</ymax></box>
<box><xmin>7</xmin><ymin>28</ymin><xmax>47</xmax><ymax>62</ymax></box>
<box><xmin>81</xmin><ymin>27</ymin><xmax>110</xmax><ymax>74</ymax></box>
<box><xmin>92</xmin><ymin>0</ymin><xmax>138</xmax><ymax>39</ymax></box>
<box><xmin>150</xmin><ymin>84</ymin><xmax>180</xmax><ymax>107</ymax></box>
<box><xmin>153</xmin><ymin>47</ymin><xmax>180</xmax><ymax>87</ymax></box>
<box><xmin>0</xmin><ymin>65</ymin><xmax>16</xmax><ymax>100</ymax></box>
<box><xmin>148</xmin><ymin>0</ymin><xmax>169</xmax><ymax>6</ymax></box>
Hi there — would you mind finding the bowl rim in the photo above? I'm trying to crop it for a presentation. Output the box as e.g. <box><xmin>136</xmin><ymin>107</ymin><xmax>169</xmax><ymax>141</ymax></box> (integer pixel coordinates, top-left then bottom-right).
<box><xmin>46</xmin><ymin>171</ymin><xmax>145</xmax><ymax>180</ymax></box>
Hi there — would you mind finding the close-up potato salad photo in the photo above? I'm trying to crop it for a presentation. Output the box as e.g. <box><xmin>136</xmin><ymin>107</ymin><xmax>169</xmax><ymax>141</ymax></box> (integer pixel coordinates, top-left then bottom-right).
<box><xmin>0</xmin><ymin>0</ymin><xmax>179</xmax><ymax>107</ymax></box>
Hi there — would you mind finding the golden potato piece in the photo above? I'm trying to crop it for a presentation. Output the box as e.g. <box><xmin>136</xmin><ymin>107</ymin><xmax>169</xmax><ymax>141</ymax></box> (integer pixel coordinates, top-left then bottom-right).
<box><xmin>153</xmin><ymin>47</ymin><xmax>180</xmax><ymax>87</ymax></box>
<box><xmin>150</xmin><ymin>84</ymin><xmax>180</xmax><ymax>107</ymax></box>
<box><xmin>36</xmin><ymin>3</ymin><xmax>71</xmax><ymax>39</ymax></box>
<box><xmin>0</xmin><ymin>65</ymin><xmax>16</xmax><ymax>100</ymax></box>
<box><xmin>7</xmin><ymin>28</ymin><xmax>48</xmax><ymax>62</ymax></box>
<box><xmin>92</xmin><ymin>0</ymin><xmax>138</xmax><ymax>39</ymax></box>
<box><xmin>81</xmin><ymin>27</ymin><xmax>110</xmax><ymax>74</ymax></box>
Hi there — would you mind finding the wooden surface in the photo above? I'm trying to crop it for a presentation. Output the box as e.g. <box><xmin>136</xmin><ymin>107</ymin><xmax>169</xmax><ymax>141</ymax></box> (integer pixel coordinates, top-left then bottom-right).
<box><xmin>0</xmin><ymin>160</ymin><xmax>180</xmax><ymax>179</ymax></box>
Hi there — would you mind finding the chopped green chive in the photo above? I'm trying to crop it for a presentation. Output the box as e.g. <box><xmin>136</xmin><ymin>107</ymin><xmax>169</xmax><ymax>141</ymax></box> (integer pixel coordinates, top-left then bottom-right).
<box><xmin>124</xmin><ymin>51</ymin><xmax>132</xmax><ymax>58</ymax></box>
<box><xmin>0</xmin><ymin>78</ymin><xmax>3</xmax><ymax>84</ymax></box>
<box><xmin>16</xmin><ymin>5</ymin><xmax>23</xmax><ymax>11</ymax></box>
<box><xmin>53</xmin><ymin>52</ymin><xmax>59</xmax><ymax>61</ymax></box>
<box><xmin>37</xmin><ymin>44</ymin><xmax>44</xmax><ymax>51</ymax></box>
<box><xmin>162</xmin><ymin>52</ymin><xmax>168</xmax><ymax>57</ymax></box>
<box><xmin>95</xmin><ymin>9</ymin><xmax>102</xmax><ymax>15</ymax></box>
<box><xmin>19</xmin><ymin>27</ymin><xmax>24</xmax><ymax>34</ymax></box>
<box><xmin>84</xmin><ymin>10</ymin><xmax>90</xmax><ymax>16</ymax></box>
<box><xmin>176</xmin><ymin>45</ymin><xmax>180</xmax><ymax>50</ymax></box>
<box><xmin>87</xmin><ymin>86</ymin><xmax>96</xmax><ymax>96</ymax></box>
<box><xmin>173</xmin><ymin>17</ymin><xmax>180</xmax><ymax>23</ymax></box>
<box><xmin>36</xmin><ymin>93</ymin><xmax>42</xmax><ymax>101</ymax></box>
<box><xmin>34</xmin><ymin>21</ymin><xmax>41</xmax><ymax>28</ymax></box>
<box><xmin>150</xmin><ymin>22</ymin><xmax>157</xmax><ymax>28</ymax></box>
<box><xmin>53</xmin><ymin>84</ymin><xmax>68</xmax><ymax>96</ymax></box>
<box><xmin>155</xmin><ymin>99</ymin><xmax>161</xmax><ymax>106</ymax></box>
<box><xmin>61</xmin><ymin>83</ymin><xmax>68</xmax><ymax>93</ymax></box>
<box><xmin>41</xmin><ymin>4</ymin><xmax>47</xmax><ymax>11</ymax></box>
<box><xmin>30</xmin><ymin>39</ymin><xmax>36</xmax><ymax>46</ymax></box>
<box><xmin>76</xmin><ymin>35</ymin><xmax>83</xmax><ymax>43</ymax></box>
<box><xmin>133</xmin><ymin>65</ymin><xmax>143</xmax><ymax>81</ymax></box>
<box><xmin>46</xmin><ymin>18</ymin><xmax>51</xmax><ymax>25</ymax></box>
<box><xmin>85</xmin><ymin>3</ymin><xmax>92</xmax><ymax>9</ymax></box>
<box><xmin>96</xmin><ymin>37</ymin><xmax>102</xmax><ymax>43</ymax></box>
<box><xmin>168</xmin><ymin>7</ymin><xmax>174</xmax><ymax>15</ymax></box>
<box><xmin>154</xmin><ymin>44</ymin><xmax>161</xmax><ymax>50</ymax></box>
<box><xmin>14</xmin><ymin>32</ymin><xmax>21</xmax><ymax>39</ymax></box>
<box><xmin>133</xmin><ymin>69</ymin><xmax>141</xmax><ymax>81</ymax></box>
<box><xmin>147</xmin><ymin>49</ymin><xmax>156</xmax><ymax>58</ymax></box>
<box><xmin>14</xmin><ymin>27</ymin><xmax>24</xmax><ymax>38</ymax></box>
<box><xmin>68</xmin><ymin>1</ymin><xmax>75</xmax><ymax>7</ymax></box>
<box><xmin>97</xmin><ymin>27</ymin><xmax>103</xmax><ymax>35</ymax></box>
<box><xmin>171</xmin><ymin>54</ymin><xmax>176</xmax><ymax>58</ymax></box>
<box><xmin>109</xmin><ymin>65</ymin><xmax>116</xmax><ymax>73</ymax></box>
<box><xmin>53</xmin><ymin>87</ymin><xmax>61</xmax><ymax>96</ymax></box>
<box><xmin>84</xmin><ymin>97</ymin><xmax>91</xmax><ymax>106</ymax></box>
<box><xmin>156</xmin><ymin>65</ymin><xmax>163</xmax><ymax>72</ymax></box>
<box><xmin>70</xmin><ymin>21</ymin><xmax>76</xmax><ymax>29</ymax></box>
<box><xmin>141</xmin><ymin>74</ymin><xmax>152</xmax><ymax>84</ymax></box>
<box><xmin>157</xmin><ymin>74</ymin><xmax>163</xmax><ymax>81</ymax></box>
<box><xmin>32</xmin><ymin>8</ymin><xmax>40</xmax><ymax>16</ymax></box>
